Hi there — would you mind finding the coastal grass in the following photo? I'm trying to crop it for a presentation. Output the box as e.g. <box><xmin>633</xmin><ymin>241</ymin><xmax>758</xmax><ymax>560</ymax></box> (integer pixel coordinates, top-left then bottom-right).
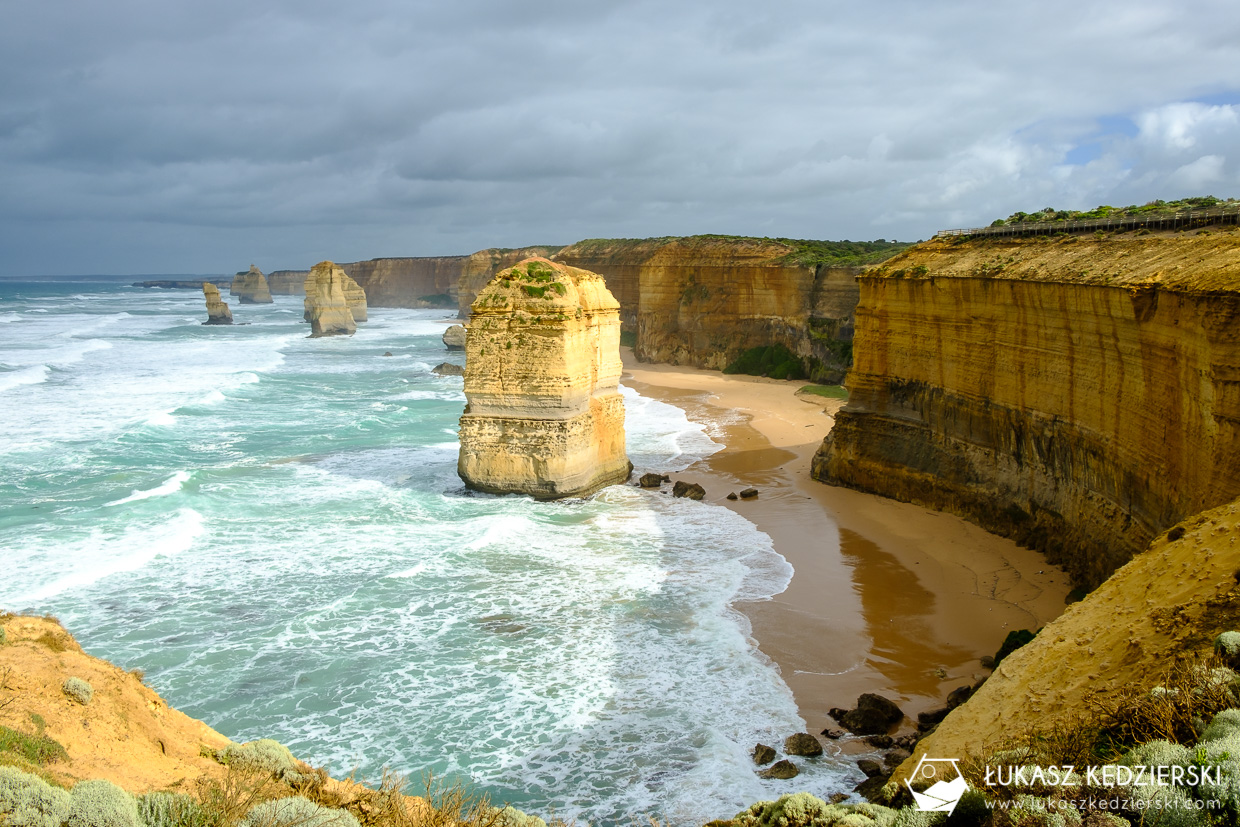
<box><xmin>797</xmin><ymin>384</ymin><xmax>848</xmax><ymax>399</ymax></box>
<box><xmin>0</xmin><ymin>723</ymin><xmax>68</xmax><ymax>769</ymax></box>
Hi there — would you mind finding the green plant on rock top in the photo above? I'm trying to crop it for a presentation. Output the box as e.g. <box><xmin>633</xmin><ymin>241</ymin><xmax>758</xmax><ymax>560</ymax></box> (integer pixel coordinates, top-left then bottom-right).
<box><xmin>732</xmin><ymin>793</ymin><xmax>903</xmax><ymax>827</ymax></box>
<box><xmin>67</xmin><ymin>779</ymin><xmax>141</xmax><ymax>827</ymax></box>
<box><xmin>240</xmin><ymin>796</ymin><xmax>360</xmax><ymax>827</ymax></box>
<box><xmin>63</xmin><ymin>677</ymin><xmax>93</xmax><ymax>705</ymax></box>
<box><xmin>488</xmin><ymin>804</ymin><xmax>548</xmax><ymax>827</ymax></box>
<box><xmin>0</xmin><ymin>766</ymin><xmax>71</xmax><ymax>827</ymax></box>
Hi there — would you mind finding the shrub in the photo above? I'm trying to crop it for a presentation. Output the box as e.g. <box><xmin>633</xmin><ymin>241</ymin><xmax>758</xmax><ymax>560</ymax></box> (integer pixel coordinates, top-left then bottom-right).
<box><xmin>0</xmin><ymin>626</ymin><xmax>7</xmax><ymax>645</ymax></box>
<box><xmin>63</xmin><ymin>677</ymin><xmax>93</xmax><ymax>705</ymax></box>
<box><xmin>731</xmin><ymin>793</ymin><xmax>903</xmax><ymax>827</ymax></box>
<box><xmin>137</xmin><ymin>791</ymin><xmax>207</xmax><ymax>827</ymax></box>
<box><xmin>489</xmin><ymin>805</ymin><xmax>547</xmax><ymax>827</ymax></box>
<box><xmin>1214</xmin><ymin>632</ymin><xmax>1240</xmax><ymax>669</ymax></box>
<box><xmin>993</xmin><ymin>630</ymin><xmax>1037</xmax><ymax>666</ymax></box>
<box><xmin>219</xmin><ymin>739</ymin><xmax>301</xmax><ymax>782</ymax></box>
<box><xmin>240</xmin><ymin>796</ymin><xmax>360</xmax><ymax>827</ymax></box>
<box><xmin>68</xmin><ymin>779</ymin><xmax>141</xmax><ymax>827</ymax></box>
<box><xmin>0</xmin><ymin>766</ymin><xmax>71</xmax><ymax>827</ymax></box>
<box><xmin>724</xmin><ymin>345</ymin><xmax>806</xmax><ymax>380</ymax></box>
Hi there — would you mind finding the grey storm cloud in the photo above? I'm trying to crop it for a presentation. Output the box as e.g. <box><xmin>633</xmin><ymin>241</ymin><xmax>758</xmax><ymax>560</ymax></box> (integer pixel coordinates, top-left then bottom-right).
<box><xmin>1</xmin><ymin>0</ymin><xmax>1238</xmax><ymax>274</ymax></box>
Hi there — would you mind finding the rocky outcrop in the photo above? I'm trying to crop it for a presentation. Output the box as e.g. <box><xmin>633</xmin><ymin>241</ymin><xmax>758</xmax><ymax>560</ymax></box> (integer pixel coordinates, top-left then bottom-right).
<box><xmin>302</xmin><ymin>262</ymin><xmax>357</xmax><ymax>337</ymax></box>
<box><xmin>442</xmin><ymin>325</ymin><xmax>466</xmax><ymax>350</ymax></box>
<box><xmin>896</xmin><ymin>496</ymin><xmax>1240</xmax><ymax>780</ymax></box>
<box><xmin>458</xmin><ymin>258</ymin><xmax>630</xmax><ymax>498</ymax></box>
<box><xmin>553</xmin><ymin>237</ymin><xmax>864</xmax><ymax>382</ymax></box>
<box><xmin>815</xmin><ymin>233</ymin><xmax>1240</xmax><ymax>587</ymax></box>
<box><xmin>202</xmin><ymin>283</ymin><xmax>233</xmax><ymax>325</ymax></box>
<box><xmin>229</xmin><ymin>265</ymin><xmax>273</xmax><ymax>304</ymax></box>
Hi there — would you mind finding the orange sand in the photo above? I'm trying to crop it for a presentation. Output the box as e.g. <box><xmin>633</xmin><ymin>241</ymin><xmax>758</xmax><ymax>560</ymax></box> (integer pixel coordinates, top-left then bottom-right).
<box><xmin>620</xmin><ymin>351</ymin><xmax>1071</xmax><ymax>735</ymax></box>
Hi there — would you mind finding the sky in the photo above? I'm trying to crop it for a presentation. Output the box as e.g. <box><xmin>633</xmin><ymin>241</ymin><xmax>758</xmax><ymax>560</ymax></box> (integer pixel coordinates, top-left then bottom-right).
<box><xmin>2</xmin><ymin>0</ymin><xmax>1238</xmax><ymax>275</ymax></box>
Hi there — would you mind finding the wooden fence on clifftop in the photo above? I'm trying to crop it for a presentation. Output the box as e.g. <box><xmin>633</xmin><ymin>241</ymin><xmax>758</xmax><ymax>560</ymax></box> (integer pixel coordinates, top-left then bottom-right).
<box><xmin>935</xmin><ymin>205</ymin><xmax>1240</xmax><ymax>239</ymax></box>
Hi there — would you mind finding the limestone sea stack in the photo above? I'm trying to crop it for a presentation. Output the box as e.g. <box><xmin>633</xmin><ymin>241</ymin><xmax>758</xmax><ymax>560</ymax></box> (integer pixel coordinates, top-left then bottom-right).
<box><xmin>302</xmin><ymin>261</ymin><xmax>357</xmax><ymax>337</ymax></box>
<box><xmin>458</xmin><ymin>257</ymin><xmax>630</xmax><ymax>498</ymax></box>
<box><xmin>340</xmin><ymin>271</ymin><xmax>368</xmax><ymax>322</ymax></box>
<box><xmin>230</xmin><ymin>265</ymin><xmax>274</xmax><ymax>304</ymax></box>
<box><xmin>442</xmin><ymin>324</ymin><xmax>466</xmax><ymax>350</ymax></box>
<box><xmin>202</xmin><ymin>283</ymin><xmax>233</xmax><ymax>325</ymax></box>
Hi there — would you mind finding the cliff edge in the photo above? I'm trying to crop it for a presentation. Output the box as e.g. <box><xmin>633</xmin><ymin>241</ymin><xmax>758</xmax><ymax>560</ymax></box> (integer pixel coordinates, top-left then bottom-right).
<box><xmin>814</xmin><ymin>231</ymin><xmax>1240</xmax><ymax>587</ymax></box>
<box><xmin>458</xmin><ymin>258</ymin><xmax>630</xmax><ymax>498</ymax></box>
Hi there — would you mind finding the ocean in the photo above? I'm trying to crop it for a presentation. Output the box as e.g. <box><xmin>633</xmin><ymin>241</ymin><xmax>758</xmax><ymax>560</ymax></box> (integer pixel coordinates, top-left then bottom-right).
<box><xmin>0</xmin><ymin>279</ymin><xmax>858</xmax><ymax>824</ymax></box>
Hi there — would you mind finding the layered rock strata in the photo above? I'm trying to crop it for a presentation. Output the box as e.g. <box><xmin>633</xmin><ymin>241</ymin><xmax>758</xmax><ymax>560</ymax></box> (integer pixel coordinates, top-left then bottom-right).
<box><xmin>340</xmin><ymin>272</ymin><xmax>368</xmax><ymax>322</ymax></box>
<box><xmin>458</xmin><ymin>258</ymin><xmax>630</xmax><ymax>498</ymax></box>
<box><xmin>553</xmin><ymin>237</ymin><xmax>862</xmax><ymax>382</ymax></box>
<box><xmin>814</xmin><ymin>232</ymin><xmax>1240</xmax><ymax>586</ymax></box>
<box><xmin>229</xmin><ymin>265</ymin><xmax>273</xmax><ymax>304</ymax></box>
<box><xmin>267</xmin><ymin>270</ymin><xmax>309</xmax><ymax>295</ymax></box>
<box><xmin>302</xmin><ymin>262</ymin><xmax>358</xmax><ymax>337</ymax></box>
<box><xmin>202</xmin><ymin>283</ymin><xmax>233</xmax><ymax>325</ymax></box>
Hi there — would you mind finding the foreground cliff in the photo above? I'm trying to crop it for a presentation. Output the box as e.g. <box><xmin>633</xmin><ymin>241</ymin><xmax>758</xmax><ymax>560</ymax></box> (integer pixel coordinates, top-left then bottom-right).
<box><xmin>458</xmin><ymin>258</ymin><xmax>629</xmax><ymax>498</ymax></box>
<box><xmin>815</xmin><ymin>231</ymin><xmax>1240</xmax><ymax>587</ymax></box>
<box><xmin>553</xmin><ymin>236</ymin><xmax>892</xmax><ymax>382</ymax></box>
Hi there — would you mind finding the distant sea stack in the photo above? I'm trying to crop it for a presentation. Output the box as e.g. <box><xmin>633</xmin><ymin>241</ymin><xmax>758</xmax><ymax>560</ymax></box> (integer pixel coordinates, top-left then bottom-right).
<box><xmin>302</xmin><ymin>262</ymin><xmax>357</xmax><ymax>337</ymax></box>
<box><xmin>202</xmin><ymin>283</ymin><xmax>233</xmax><ymax>325</ymax></box>
<box><xmin>458</xmin><ymin>257</ymin><xmax>630</xmax><ymax>498</ymax></box>
<box><xmin>230</xmin><ymin>265</ymin><xmax>274</xmax><ymax>304</ymax></box>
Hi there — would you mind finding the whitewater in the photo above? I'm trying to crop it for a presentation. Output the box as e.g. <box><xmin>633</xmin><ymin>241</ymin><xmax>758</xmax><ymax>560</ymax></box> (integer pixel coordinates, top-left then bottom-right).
<box><xmin>0</xmin><ymin>279</ymin><xmax>855</xmax><ymax>824</ymax></box>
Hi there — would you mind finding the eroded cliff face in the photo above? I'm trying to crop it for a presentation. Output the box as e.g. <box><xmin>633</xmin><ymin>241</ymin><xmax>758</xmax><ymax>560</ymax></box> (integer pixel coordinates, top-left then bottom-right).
<box><xmin>553</xmin><ymin>237</ymin><xmax>861</xmax><ymax>381</ymax></box>
<box><xmin>303</xmin><ymin>261</ymin><xmax>357</xmax><ymax>337</ymax></box>
<box><xmin>814</xmin><ymin>232</ymin><xmax>1240</xmax><ymax>586</ymax></box>
<box><xmin>458</xmin><ymin>258</ymin><xmax>629</xmax><ymax>499</ymax></box>
<box><xmin>230</xmin><ymin>265</ymin><xmax>273</xmax><ymax>304</ymax></box>
<box><xmin>268</xmin><ymin>269</ymin><xmax>309</xmax><ymax>295</ymax></box>
<box><xmin>341</xmin><ymin>257</ymin><xmax>465</xmax><ymax>308</ymax></box>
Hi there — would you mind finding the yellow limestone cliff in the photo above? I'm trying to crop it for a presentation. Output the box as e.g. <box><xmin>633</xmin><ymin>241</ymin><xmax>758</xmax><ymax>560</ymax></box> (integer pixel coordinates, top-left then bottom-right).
<box><xmin>229</xmin><ymin>265</ymin><xmax>273</xmax><ymax>304</ymax></box>
<box><xmin>303</xmin><ymin>262</ymin><xmax>358</xmax><ymax>337</ymax></box>
<box><xmin>458</xmin><ymin>258</ymin><xmax>630</xmax><ymax>498</ymax></box>
<box><xmin>814</xmin><ymin>232</ymin><xmax>1240</xmax><ymax>587</ymax></box>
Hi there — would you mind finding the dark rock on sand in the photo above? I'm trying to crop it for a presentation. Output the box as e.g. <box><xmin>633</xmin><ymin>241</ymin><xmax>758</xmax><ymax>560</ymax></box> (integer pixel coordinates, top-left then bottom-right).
<box><xmin>739</xmin><ymin>487</ymin><xmax>759</xmax><ymax>499</ymax></box>
<box><xmin>672</xmin><ymin>481</ymin><xmax>705</xmax><ymax>500</ymax></box>
<box><xmin>639</xmin><ymin>473</ymin><xmax>669</xmax><ymax>488</ymax></box>
<box><xmin>784</xmin><ymin>732</ymin><xmax>823</xmax><ymax>757</ymax></box>
<box><xmin>946</xmin><ymin>685</ymin><xmax>973</xmax><ymax>709</ymax></box>
<box><xmin>752</xmin><ymin>743</ymin><xmax>776</xmax><ymax>766</ymax></box>
<box><xmin>834</xmin><ymin>693</ymin><xmax>904</xmax><ymax>735</ymax></box>
<box><xmin>863</xmin><ymin>734</ymin><xmax>893</xmax><ymax>749</ymax></box>
<box><xmin>857</xmin><ymin>759</ymin><xmax>885</xmax><ymax>778</ymax></box>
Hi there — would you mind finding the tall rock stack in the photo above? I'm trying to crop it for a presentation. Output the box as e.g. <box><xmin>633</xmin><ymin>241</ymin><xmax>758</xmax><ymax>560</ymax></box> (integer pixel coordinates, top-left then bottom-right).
<box><xmin>202</xmin><ymin>283</ymin><xmax>233</xmax><ymax>325</ymax></box>
<box><xmin>340</xmin><ymin>272</ymin><xmax>368</xmax><ymax>322</ymax></box>
<box><xmin>230</xmin><ymin>265</ymin><xmax>274</xmax><ymax>304</ymax></box>
<box><xmin>458</xmin><ymin>257</ymin><xmax>630</xmax><ymax>499</ymax></box>
<box><xmin>302</xmin><ymin>261</ymin><xmax>358</xmax><ymax>337</ymax></box>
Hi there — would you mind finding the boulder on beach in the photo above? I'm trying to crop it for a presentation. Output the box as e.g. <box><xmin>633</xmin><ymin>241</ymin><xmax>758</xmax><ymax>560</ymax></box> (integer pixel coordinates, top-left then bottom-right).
<box><xmin>639</xmin><ymin>473</ymin><xmax>669</xmax><ymax>488</ymax></box>
<box><xmin>672</xmin><ymin>481</ymin><xmax>705</xmax><ymax>500</ymax></box>
<box><xmin>202</xmin><ymin>283</ymin><xmax>233</xmax><ymax>325</ymax></box>
<box><xmin>831</xmin><ymin>693</ymin><xmax>905</xmax><ymax>735</ymax></box>
<box><xmin>784</xmin><ymin>732</ymin><xmax>823</xmax><ymax>757</ymax></box>
<box><xmin>443</xmin><ymin>324</ymin><xmax>466</xmax><ymax>350</ymax></box>
<box><xmin>739</xmin><ymin>487</ymin><xmax>759</xmax><ymax>499</ymax></box>
<box><xmin>752</xmin><ymin>743</ymin><xmax>776</xmax><ymax>766</ymax></box>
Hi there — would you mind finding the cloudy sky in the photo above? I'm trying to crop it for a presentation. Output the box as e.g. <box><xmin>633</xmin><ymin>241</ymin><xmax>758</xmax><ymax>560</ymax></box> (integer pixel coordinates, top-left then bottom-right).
<box><xmin>2</xmin><ymin>1</ymin><xmax>1238</xmax><ymax>275</ymax></box>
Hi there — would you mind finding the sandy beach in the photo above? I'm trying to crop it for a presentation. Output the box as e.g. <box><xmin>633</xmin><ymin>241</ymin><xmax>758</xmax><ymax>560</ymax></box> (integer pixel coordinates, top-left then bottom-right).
<box><xmin>621</xmin><ymin>350</ymin><xmax>1071</xmax><ymax>738</ymax></box>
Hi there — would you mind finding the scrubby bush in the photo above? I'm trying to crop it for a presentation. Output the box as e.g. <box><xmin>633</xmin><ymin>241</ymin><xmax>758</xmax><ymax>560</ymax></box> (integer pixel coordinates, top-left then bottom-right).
<box><xmin>63</xmin><ymin>677</ymin><xmax>93</xmax><ymax>705</ymax></box>
<box><xmin>0</xmin><ymin>724</ymin><xmax>68</xmax><ymax>767</ymax></box>
<box><xmin>732</xmin><ymin>793</ymin><xmax>901</xmax><ymax>827</ymax></box>
<box><xmin>488</xmin><ymin>805</ymin><xmax>547</xmax><ymax>827</ymax></box>
<box><xmin>240</xmin><ymin>796</ymin><xmax>359</xmax><ymax>827</ymax></box>
<box><xmin>1214</xmin><ymin>632</ymin><xmax>1240</xmax><ymax>670</ymax></box>
<box><xmin>0</xmin><ymin>766</ymin><xmax>71</xmax><ymax>827</ymax></box>
<box><xmin>219</xmin><ymin>739</ymin><xmax>302</xmax><ymax>782</ymax></box>
<box><xmin>723</xmin><ymin>345</ymin><xmax>806</xmax><ymax>380</ymax></box>
<box><xmin>0</xmin><ymin>626</ymin><xmax>7</xmax><ymax>645</ymax></box>
<box><xmin>68</xmin><ymin>779</ymin><xmax>140</xmax><ymax>827</ymax></box>
<box><xmin>137</xmin><ymin>791</ymin><xmax>206</xmax><ymax>827</ymax></box>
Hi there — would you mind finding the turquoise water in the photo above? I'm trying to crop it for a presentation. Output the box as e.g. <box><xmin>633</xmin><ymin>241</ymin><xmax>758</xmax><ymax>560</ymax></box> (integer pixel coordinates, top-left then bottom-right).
<box><xmin>0</xmin><ymin>281</ymin><xmax>857</xmax><ymax>824</ymax></box>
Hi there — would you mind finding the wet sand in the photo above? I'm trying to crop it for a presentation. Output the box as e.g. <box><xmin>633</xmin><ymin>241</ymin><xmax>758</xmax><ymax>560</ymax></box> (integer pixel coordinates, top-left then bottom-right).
<box><xmin>621</xmin><ymin>350</ymin><xmax>1071</xmax><ymax>736</ymax></box>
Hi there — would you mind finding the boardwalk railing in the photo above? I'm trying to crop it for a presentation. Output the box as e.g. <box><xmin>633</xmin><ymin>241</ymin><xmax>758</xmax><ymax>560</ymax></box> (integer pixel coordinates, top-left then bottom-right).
<box><xmin>935</xmin><ymin>206</ymin><xmax>1240</xmax><ymax>239</ymax></box>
